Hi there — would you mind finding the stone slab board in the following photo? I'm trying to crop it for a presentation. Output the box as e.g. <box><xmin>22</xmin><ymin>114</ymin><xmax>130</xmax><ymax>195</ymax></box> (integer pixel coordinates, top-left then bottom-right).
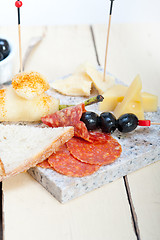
<box><xmin>28</xmin><ymin>84</ymin><xmax>160</xmax><ymax>203</ymax></box>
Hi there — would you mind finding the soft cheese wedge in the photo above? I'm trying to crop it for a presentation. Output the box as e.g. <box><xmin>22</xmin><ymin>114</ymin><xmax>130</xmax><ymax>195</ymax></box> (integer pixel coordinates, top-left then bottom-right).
<box><xmin>113</xmin><ymin>75</ymin><xmax>144</xmax><ymax>119</ymax></box>
<box><xmin>0</xmin><ymin>86</ymin><xmax>59</xmax><ymax>121</ymax></box>
<box><xmin>0</xmin><ymin>125</ymin><xmax>74</xmax><ymax>181</ymax></box>
<box><xmin>99</xmin><ymin>85</ymin><xmax>158</xmax><ymax>112</ymax></box>
<box><xmin>50</xmin><ymin>73</ymin><xmax>92</xmax><ymax>96</ymax></box>
<box><xmin>75</xmin><ymin>63</ymin><xmax>115</xmax><ymax>94</ymax></box>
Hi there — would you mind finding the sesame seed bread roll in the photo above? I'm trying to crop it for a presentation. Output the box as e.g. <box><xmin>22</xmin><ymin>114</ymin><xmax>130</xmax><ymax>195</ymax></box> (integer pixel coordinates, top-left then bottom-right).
<box><xmin>12</xmin><ymin>71</ymin><xmax>50</xmax><ymax>100</ymax></box>
<box><xmin>0</xmin><ymin>86</ymin><xmax>59</xmax><ymax>122</ymax></box>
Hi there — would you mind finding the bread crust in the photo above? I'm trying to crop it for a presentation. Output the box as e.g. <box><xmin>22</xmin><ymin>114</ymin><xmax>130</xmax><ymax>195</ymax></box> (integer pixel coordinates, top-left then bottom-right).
<box><xmin>0</xmin><ymin>126</ymin><xmax>74</xmax><ymax>181</ymax></box>
<box><xmin>0</xmin><ymin>159</ymin><xmax>5</xmax><ymax>176</ymax></box>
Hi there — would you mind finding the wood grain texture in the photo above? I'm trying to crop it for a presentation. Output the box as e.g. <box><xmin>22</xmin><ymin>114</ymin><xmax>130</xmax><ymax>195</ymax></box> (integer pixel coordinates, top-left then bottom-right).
<box><xmin>127</xmin><ymin>161</ymin><xmax>160</xmax><ymax>240</ymax></box>
<box><xmin>23</xmin><ymin>26</ymin><xmax>98</xmax><ymax>81</ymax></box>
<box><xmin>93</xmin><ymin>24</ymin><xmax>160</xmax><ymax>105</ymax></box>
<box><xmin>1</xmin><ymin>26</ymin><xmax>136</xmax><ymax>240</ymax></box>
<box><xmin>3</xmin><ymin>173</ymin><xmax>136</xmax><ymax>240</ymax></box>
<box><xmin>93</xmin><ymin>23</ymin><xmax>160</xmax><ymax>240</ymax></box>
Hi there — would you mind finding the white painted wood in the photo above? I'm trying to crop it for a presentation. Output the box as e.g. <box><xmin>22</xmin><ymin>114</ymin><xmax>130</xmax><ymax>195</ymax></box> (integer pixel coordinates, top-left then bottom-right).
<box><xmin>93</xmin><ymin>23</ymin><xmax>160</xmax><ymax>104</ymax></box>
<box><xmin>24</xmin><ymin>26</ymin><xmax>98</xmax><ymax>81</ymax></box>
<box><xmin>1</xmin><ymin>0</ymin><xmax>160</xmax><ymax>26</ymax></box>
<box><xmin>93</xmin><ymin>23</ymin><xmax>160</xmax><ymax>239</ymax></box>
<box><xmin>1</xmin><ymin>25</ymin><xmax>97</xmax><ymax>79</ymax></box>
<box><xmin>127</xmin><ymin>162</ymin><xmax>160</xmax><ymax>240</ymax></box>
<box><xmin>3</xmin><ymin>173</ymin><xmax>136</xmax><ymax>240</ymax></box>
<box><xmin>2</xmin><ymin>26</ymin><xmax>136</xmax><ymax>240</ymax></box>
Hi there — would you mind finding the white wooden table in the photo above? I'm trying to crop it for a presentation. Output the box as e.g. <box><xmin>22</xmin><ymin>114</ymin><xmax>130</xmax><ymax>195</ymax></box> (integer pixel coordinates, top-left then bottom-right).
<box><xmin>0</xmin><ymin>24</ymin><xmax>160</xmax><ymax>240</ymax></box>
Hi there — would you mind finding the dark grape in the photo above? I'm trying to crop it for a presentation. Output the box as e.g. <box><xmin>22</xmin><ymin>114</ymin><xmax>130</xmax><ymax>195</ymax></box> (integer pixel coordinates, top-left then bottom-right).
<box><xmin>0</xmin><ymin>39</ymin><xmax>10</xmax><ymax>59</ymax></box>
<box><xmin>81</xmin><ymin>111</ymin><xmax>99</xmax><ymax>130</ymax></box>
<box><xmin>99</xmin><ymin>112</ymin><xmax>117</xmax><ymax>133</ymax></box>
<box><xmin>117</xmin><ymin>113</ymin><xmax>138</xmax><ymax>133</ymax></box>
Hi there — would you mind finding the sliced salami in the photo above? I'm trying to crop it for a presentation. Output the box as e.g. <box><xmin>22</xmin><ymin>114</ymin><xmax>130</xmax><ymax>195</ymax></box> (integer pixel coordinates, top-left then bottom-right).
<box><xmin>37</xmin><ymin>159</ymin><xmax>52</xmax><ymax>169</ymax></box>
<box><xmin>48</xmin><ymin>144</ymin><xmax>100</xmax><ymax>177</ymax></box>
<box><xmin>89</xmin><ymin>131</ymin><xmax>112</xmax><ymax>143</ymax></box>
<box><xmin>41</xmin><ymin>103</ymin><xmax>90</xmax><ymax>141</ymax></box>
<box><xmin>66</xmin><ymin>136</ymin><xmax>122</xmax><ymax>166</ymax></box>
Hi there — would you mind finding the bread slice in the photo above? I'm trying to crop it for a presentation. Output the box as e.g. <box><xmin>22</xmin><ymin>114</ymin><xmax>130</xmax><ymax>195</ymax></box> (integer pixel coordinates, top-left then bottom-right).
<box><xmin>0</xmin><ymin>124</ymin><xmax>74</xmax><ymax>181</ymax></box>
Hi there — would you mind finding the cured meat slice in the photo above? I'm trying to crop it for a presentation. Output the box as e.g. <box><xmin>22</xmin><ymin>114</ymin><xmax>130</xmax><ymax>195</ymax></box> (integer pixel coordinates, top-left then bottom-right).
<box><xmin>89</xmin><ymin>131</ymin><xmax>112</xmax><ymax>143</ymax></box>
<box><xmin>74</xmin><ymin>121</ymin><xmax>91</xmax><ymax>141</ymax></box>
<box><xmin>37</xmin><ymin>159</ymin><xmax>51</xmax><ymax>169</ymax></box>
<box><xmin>66</xmin><ymin>136</ymin><xmax>122</xmax><ymax>166</ymax></box>
<box><xmin>48</xmin><ymin>144</ymin><xmax>100</xmax><ymax>177</ymax></box>
<box><xmin>41</xmin><ymin>103</ymin><xmax>90</xmax><ymax>141</ymax></box>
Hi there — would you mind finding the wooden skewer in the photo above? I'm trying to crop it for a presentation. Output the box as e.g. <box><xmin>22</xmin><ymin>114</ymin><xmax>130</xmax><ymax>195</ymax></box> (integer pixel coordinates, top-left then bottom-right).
<box><xmin>103</xmin><ymin>15</ymin><xmax>111</xmax><ymax>81</ymax></box>
<box><xmin>18</xmin><ymin>24</ymin><xmax>23</xmax><ymax>72</ymax></box>
<box><xmin>15</xmin><ymin>1</ymin><xmax>23</xmax><ymax>72</ymax></box>
<box><xmin>151</xmin><ymin>122</ymin><xmax>160</xmax><ymax>125</ymax></box>
<box><xmin>103</xmin><ymin>0</ymin><xmax>114</xmax><ymax>82</ymax></box>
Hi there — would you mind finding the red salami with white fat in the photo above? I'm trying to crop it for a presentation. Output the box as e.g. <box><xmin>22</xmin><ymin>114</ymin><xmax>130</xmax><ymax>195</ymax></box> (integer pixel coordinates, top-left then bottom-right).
<box><xmin>48</xmin><ymin>144</ymin><xmax>100</xmax><ymax>177</ymax></box>
<box><xmin>89</xmin><ymin>131</ymin><xmax>112</xmax><ymax>143</ymax></box>
<box><xmin>41</xmin><ymin>103</ymin><xmax>90</xmax><ymax>141</ymax></box>
<box><xmin>66</xmin><ymin>135</ymin><xmax>122</xmax><ymax>166</ymax></box>
<box><xmin>37</xmin><ymin>159</ymin><xmax>52</xmax><ymax>169</ymax></box>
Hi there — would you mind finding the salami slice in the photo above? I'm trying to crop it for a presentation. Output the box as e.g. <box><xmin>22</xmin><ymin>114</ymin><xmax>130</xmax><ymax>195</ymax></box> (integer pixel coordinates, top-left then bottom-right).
<box><xmin>66</xmin><ymin>136</ymin><xmax>122</xmax><ymax>166</ymax></box>
<box><xmin>48</xmin><ymin>144</ymin><xmax>100</xmax><ymax>177</ymax></box>
<box><xmin>89</xmin><ymin>131</ymin><xmax>112</xmax><ymax>143</ymax></box>
<box><xmin>37</xmin><ymin>159</ymin><xmax>52</xmax><ymax>169</ymax></box>
<box><xmin>41</xmin><ymin>103</ymin><xmax>90</xmax><ymax>141</ymax></box>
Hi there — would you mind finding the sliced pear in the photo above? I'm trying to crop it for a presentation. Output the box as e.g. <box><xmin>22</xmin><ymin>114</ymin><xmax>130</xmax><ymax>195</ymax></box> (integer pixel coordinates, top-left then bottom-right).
<box><xmin>0</xmin><ymin>86</ymin><xmax>59</xmax><ymax>122</ymax></box>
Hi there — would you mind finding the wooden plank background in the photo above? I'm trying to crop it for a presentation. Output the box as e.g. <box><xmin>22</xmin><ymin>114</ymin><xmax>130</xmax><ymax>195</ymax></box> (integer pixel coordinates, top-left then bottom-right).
<box><xmin>0</xmin><ymin>24</ymin><xmax>160</xmax><ymax>240</ymax></box>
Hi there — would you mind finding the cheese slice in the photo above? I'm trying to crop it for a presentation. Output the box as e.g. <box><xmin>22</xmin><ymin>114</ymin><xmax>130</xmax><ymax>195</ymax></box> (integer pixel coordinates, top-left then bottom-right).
<box><xmin>142</xmin><ymin>92</ymin><xmax>158</xmax><ymax>112</ymax></box>
<box><xmin>50</xmin><ymin>73</ymin><xmax>92</xmax><ymax>96</ymax></box>
<box><xmin>99</xmin><ymin>84</ymin><xmax>158</xmax><ymax>112</ymax></box>
<box><xmin>113</xmin><ymin>75</ymin><xmax>144</xmax><ymax>119</ymax></box>
<box><xmin>99</xmin><ymin>85</ymin><xmax>128</xmax><ymax>111</ymax></box>
<box><xmin>75</xmin><ymin>63</ymin><xmax>115</xmax><ymax>94</ymax></box>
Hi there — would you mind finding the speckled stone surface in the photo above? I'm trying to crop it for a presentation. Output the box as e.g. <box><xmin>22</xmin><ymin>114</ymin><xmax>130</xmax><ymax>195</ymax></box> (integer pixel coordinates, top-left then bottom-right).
<box><xmin>28</xmin><ymin>108</ymin><xmax>160</xmax><ymax>203</ymax></box>
<box><xmin>28</xmin><ymin>75</ymin><xmax>160</xmax><ymax>203</ymax></box>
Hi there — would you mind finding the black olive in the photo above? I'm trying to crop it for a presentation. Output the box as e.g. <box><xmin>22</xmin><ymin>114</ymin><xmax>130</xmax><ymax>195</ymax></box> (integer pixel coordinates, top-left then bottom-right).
<box><xmin>0</xmin><ymin>52</ymin><xmax>4</xmax><ymax>61</ymax></box>
<box><xmin>117</xmin><ymin>113</ymin><xmax>138</xmax><ymax>133</ymax></box>
<box><xmin>81</xmin><ymin>111</ymin><xmax>99</xmax><ymax>130</ymax></box>
<box><xmin>99</xmin><ymin>112</ymin><xmax>117</xmax><ymax>133</ymax></box>
<box><xmin>0</xmin><ymin>39</ymin><xmax>10</xmax><ymax>59</ymax></box>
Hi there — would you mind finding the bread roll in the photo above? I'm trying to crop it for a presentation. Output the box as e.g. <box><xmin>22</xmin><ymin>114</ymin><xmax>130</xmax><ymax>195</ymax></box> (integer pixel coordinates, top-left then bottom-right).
<box><xmin>12</xmin><ymin>71</ymin><xmax>50</xmax><ymax>100</ymax></box>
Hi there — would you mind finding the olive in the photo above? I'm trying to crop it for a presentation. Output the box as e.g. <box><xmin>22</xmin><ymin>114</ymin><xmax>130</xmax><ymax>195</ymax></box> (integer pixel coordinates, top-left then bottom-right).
<box><xmin>0</xmin><ymin>39</ymin><xmax>10</xmax><ymax>59</ymax></box>
<box><xmin>99</xmin><ymin>112</ymin><xmax>117</xmax><ymax>133</ymax></box>
<box><xmin>0</xmin><ymin>52</ymin><xmax>4</xmax><ymax>61</ymax></box>
<box><xmin>81</xmin><ymin>111</ymin><xmax>99</xmax><ymax>130</ymax></box>
<box><xmin>117</xmin><ymin>113</ymin><xmax>138</xmax><ymax>133</ymax></box>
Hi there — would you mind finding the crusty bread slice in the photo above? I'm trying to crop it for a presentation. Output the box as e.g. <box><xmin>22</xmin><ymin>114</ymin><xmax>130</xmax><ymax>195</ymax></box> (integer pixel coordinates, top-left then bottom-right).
<box><xmin>0</xmin><ymin>124</ymin><xmax>74</xmax><ymax>181</ymax></box>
